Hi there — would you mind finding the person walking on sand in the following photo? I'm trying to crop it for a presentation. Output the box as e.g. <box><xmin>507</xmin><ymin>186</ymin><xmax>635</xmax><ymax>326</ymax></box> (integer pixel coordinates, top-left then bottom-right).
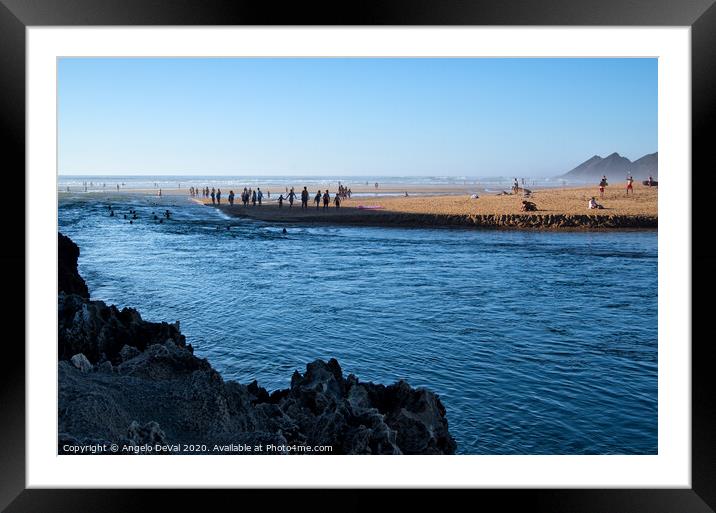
<box><xmin>252</xmin><ymin>189</ymin><xmax>257</xmax><ymax>206</ymax></box>
<box><xmin>301</xmin><ymin>187</ymin><xmax>309</xmax><ymax>209</ymax></box>
<box><xmin>322</xmin><ymin>190</ymin><xmax>330</xmax><ymax>210</ymax></box>
<box><xmin>287</xmin><ymin>188</ymin><xmax>297</xmax><ymax>208</ymax></box>
<box><xmin>228</xmin><ymin>190</ymin><xmax>235</xmax><ymax>206</ymax></box>
<box><xmin>257</xmin><ymin>188</ymin><xmax>263</xmax><ymax>206</ymax></box>
<box><xmin>314</xmin><ymin>190</ymin><xmax>321</xmax><ymax>209</ymax></box>
<box><xmin>626</xmin><ymin>175</ymin><xmax>634</xmax><ymax>196</ymax></box>
<box><xmin>216</xmin><ymin>189</ymin><xmax>221</xmax><ymax>204</ymax></box>
<box><xmin>598</xmin><ymin>176</ymin><xmax>608</xmax><ymax>199</ymax></box>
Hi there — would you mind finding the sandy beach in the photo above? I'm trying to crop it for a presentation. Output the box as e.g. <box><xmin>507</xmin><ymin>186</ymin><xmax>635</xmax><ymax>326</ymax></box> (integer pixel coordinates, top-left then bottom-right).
<box><xmin>197</xmin><ymin>184</ymin><xmax>657</xmax><ymax>229</ymax></box>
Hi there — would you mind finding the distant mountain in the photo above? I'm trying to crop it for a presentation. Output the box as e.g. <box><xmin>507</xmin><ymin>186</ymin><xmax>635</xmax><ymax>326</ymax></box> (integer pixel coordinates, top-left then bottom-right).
<box><xmin>558</xmin><ymin>152</ymin><xmax>658</xmax><ymax>182</ymax></box>
<box><xmin>630</xmin><ymin>152</ymin><xmax>658</xmax><ymax>180</ymax></box>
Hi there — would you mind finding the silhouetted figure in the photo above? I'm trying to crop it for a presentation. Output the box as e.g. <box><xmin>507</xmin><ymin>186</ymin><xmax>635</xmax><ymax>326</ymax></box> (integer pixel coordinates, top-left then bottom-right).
<box><xmin>278</xmin><ymin>194</ymin><xmax>284</xmax><ymax>207</ymax></box>
<box><xmin>257</xmin><ymin>188</ymin><xmax>263</xmax><ymax>206</ymax></box>
<box><xmin>211</xmin><ymin>190</ymin><xmax>216</xmax><ymax>204</ymax></box>
<box><xmin>287</xmin><ymin>188</ymin><xmax>296</xmax><ymax>208</ymax></box>
<box><xmin>322</xmin><ymin>190</ymin><xmax>330</xmax><ymax>210</ymax></box>
<box><xmin>301</xmin><ymin>187</ymin><xmax>309</xmax><ymax>209</ymax></box>
<box><xmin>216</xmin><ymin>189</ymin><xmax>221</xmax><ymax>204</ymax></box>
<box><xmin>252</xmin><ymin>190</ymin><xmax>257</xmax><ymax>206</ymax></box>
<box><xmin>228</xmin><ymin>190</ymin><xmax>235</xmax><ymax>205</ymax></box>
<box><xmin>314</xmin><ymin>191</ymin><xmax>321</xmax><ymax>209</ymax></box>
<box><xmin>334</xmin><ymin>194</ymin><xmax>341</xmax><ymax>209</ymax></box>
<box><xmin>282</xmin><ymin>228</ymin><xmax>287</xmax><ymax>234</ymax></box>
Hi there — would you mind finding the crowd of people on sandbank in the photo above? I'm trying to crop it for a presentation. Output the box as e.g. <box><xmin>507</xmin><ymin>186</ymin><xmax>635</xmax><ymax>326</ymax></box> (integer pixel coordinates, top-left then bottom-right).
<box><xmin>192</xmin><ymin>184</ymin><xmax>350</xmax><ymax>211</ymax></box>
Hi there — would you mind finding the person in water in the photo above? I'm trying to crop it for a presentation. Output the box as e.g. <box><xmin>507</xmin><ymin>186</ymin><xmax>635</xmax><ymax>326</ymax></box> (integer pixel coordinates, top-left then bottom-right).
<box><xmin>322</xmin><ymin>190</ymin><xmax>330</xmax><ymax>210</ymax></box>
<box><xmin>301</xmin><ymin>187</ymin><xmax>309</xmax><ymax>209</ymax></box>
<box><xmin>314</xmin><ymin>190</ymin><xmax>322</xmax><ymax>209</ymax></box>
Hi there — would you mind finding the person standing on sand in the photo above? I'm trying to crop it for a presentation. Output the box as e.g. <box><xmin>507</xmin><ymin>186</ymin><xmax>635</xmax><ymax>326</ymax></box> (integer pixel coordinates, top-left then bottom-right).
<box><xmin>228</xmin><ymin>190</ymin><xmax>234</xmax><ymax>206</ymax></box>
<box><xmin>257</xmin><ymin>188</ymin><xmax>263</xmax><ymax>206</ymax></box>
<box><xmin>216</xmin><ymin>189</ymin><xmax>221</xmax><ymax>204</ymax></box>
<box><xmin>210</xmin><ymin>190</ymin><xmax>215</xmax><ymax>204</ymax></box>
<box><xmin>334</xmin><ymin>194</ymin><xmax>341</xmax><ymax>209</ymax></box>
<box><xmin>314</xmin><ymin>190</ymin><xmax>321</xmax><ymax>209</ymax></box>
<box><xmin>287</xmin><ymin>188</ymin><xmax>297</xmax><ymax>208</ymax></box>
<box><xmin>252</xmin><ymin>190</ymin><xmax>257</xmax><ymax>206</ymax></box>
<box><xmin>599</xmin><ymin>176</ymin><xmax>608</xmax><ymax>199</ymax></box>
<box><xmin>626</xmin><ymin>175</ymin><xmax>634</xmax><ymax>196</ymax></box>
<box><xmin>301</xmin><ymin>187</ymin><xmax>309</xmax><ymax>209</ymax></box>
<box><xmin>278</xmin><ymin>194</ymin><xmax>284</xmax><ymax>207</ymax></box>
<box><xmin>322</xmin><ymin>190</ymin><xmax>330</xmax><ymax>210</ymax></box>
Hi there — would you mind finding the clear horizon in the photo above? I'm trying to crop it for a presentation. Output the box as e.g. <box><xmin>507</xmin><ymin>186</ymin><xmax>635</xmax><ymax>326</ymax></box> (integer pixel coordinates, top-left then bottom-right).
<box><xmin>58</xmin><ymin>58</ymin><xmax>657</xmax><ymax>177</ymax></box>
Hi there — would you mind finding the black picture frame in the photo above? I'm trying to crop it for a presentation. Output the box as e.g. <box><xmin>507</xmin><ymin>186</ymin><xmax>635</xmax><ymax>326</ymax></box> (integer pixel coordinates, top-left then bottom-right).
<box><xmin>1</xmin><ymin>1</ymin><xmax>713</xmax><ymax>511</ymax></box>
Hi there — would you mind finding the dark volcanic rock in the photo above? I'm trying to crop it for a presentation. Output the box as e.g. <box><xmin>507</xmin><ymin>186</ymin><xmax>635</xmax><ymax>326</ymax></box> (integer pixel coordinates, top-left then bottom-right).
<box><xmin>58</xmin><ymin>293</ymin><xmax>186</xmax><ymax>364</ymax></box>
<box><xmin>58</xmin><ymin>233</ymin><xmax>90</xmax><ymax>299</ymax></box>
<box><xmin>57</xmin><ymin>234</ymin><xmax>457</xmax><ymax>454</ymax></box>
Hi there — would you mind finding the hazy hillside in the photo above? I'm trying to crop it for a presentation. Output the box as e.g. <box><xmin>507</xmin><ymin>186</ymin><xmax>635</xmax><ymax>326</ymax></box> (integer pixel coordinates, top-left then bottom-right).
<box><xmin>559</xmin><ymin>152</ymin><xmax>658</xmax><ymax>182</ymax></box>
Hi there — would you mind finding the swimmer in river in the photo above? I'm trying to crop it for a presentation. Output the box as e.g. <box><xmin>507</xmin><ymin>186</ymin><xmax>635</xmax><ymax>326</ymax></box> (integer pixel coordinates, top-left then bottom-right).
<box><xmin>282</xmin><ymin>228</ymin><xmax>287</xmax><ymax>234</ymax></box>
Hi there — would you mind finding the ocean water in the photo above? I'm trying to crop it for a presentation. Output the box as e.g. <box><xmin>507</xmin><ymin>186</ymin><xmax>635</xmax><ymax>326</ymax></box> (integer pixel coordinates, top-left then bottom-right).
<box><xmin>58</xmin><ymin>193</ymin><xmax>658</xmax><ymax>455</ymax></box>
<box><xmin>57</xmin><ymin>174</ymin><xmax>567</xmax><ymax>193</ymax></box>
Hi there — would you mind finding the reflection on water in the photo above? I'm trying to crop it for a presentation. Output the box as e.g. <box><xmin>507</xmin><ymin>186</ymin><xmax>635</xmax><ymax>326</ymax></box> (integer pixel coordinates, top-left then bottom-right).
<box><xmin>59</xmin><ymin>194</ymin><xmax>658</xmax><ymax>454</ymax></box>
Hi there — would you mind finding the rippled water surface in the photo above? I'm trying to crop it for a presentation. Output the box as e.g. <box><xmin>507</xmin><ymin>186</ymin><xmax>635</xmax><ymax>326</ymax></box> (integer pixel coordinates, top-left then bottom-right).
<box><xmin>59</xmin><ymin>194</ymin><xmax>658</xmax><ymax>454</ymax></box>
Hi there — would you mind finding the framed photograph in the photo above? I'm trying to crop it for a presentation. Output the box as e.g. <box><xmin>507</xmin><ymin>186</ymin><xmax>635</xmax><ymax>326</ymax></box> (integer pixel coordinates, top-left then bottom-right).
<box><xmin>3</xmin><ymin>0</ymin><xmax>714</xmax><ymax>510</ymax></box>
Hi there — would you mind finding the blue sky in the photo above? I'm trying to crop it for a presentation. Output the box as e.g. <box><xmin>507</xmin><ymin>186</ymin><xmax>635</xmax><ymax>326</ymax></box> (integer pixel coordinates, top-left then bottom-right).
<box><xmin>58</xmin><ymin>58</ymin><xmax>657</xmax><ymax>177</ymax></box>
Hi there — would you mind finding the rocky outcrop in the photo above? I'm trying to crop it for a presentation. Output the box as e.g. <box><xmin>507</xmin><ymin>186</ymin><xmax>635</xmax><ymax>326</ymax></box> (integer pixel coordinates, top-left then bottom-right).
<box><xmin>58</xmin><ymin>233</ymin><xmax>89</xmax><ymax>299</ymax></box>
<box><xmin>57</xmin><ymin>232</ymin><xmax>456</xmax><ymax>455</ymax></box>
<box><xmin>58</xmin><ymin>292</ymin><xmax>187</xmax><ymax>364</ymax></box>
